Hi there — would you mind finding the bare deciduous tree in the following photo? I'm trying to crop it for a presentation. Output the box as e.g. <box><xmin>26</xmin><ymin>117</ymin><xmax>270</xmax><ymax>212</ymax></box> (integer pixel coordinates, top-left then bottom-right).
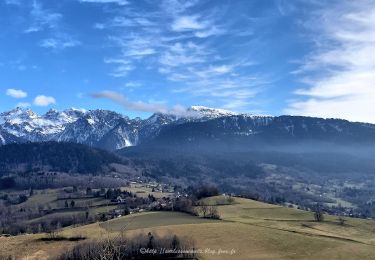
<box><xmin>198</xmin><ymin>204</ymin><xmax>208</xmax><ymax>218</ymax></box>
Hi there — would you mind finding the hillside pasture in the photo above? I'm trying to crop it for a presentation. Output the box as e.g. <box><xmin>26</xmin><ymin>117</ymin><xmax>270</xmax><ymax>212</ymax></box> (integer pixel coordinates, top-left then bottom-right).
<box><xmin>2</xmin><ymin>196</ymin><xmax>375</xmax><ymax>259</ymax></box>
<box><xmin>100</xmin><ymin>211</ymin><xmax>219</xmax><ymax>232</ymax></box>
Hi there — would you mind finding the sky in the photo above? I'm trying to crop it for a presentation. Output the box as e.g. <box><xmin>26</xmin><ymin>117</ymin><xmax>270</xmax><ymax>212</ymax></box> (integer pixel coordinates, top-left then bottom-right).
<box><xmin>1</xmin><ymin>0</ymin><xmax>375</xmax><ymax>122</ymax></box>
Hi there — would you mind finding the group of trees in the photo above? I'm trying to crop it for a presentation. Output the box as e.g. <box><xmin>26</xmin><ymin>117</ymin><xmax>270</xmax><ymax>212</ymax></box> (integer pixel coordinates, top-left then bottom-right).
<box><xmin>197</xmin><ymin>203</ymin><xmax>220</xmax><ymax>219</ymax></box>
<box><xmin>1</xmin><ymin>211</ymin><xmax>91</xmax><ymax>235</ymax></box>
<box><xmin>64</xmin><ymin>200</ymin><xmax>75</xmax><ymax>208</ymax></box>
<box><xmin>0</xmin><ymin>191</ymin><xmax>29</xmax><ymax>205</ymax></box>
<box><xmin>170</xmin><ymin>185</ymin><xmax>221</xmax><ymax>219</ymax></box>
<box><xmin>58</xmin><ymin>232</ymin><xmax>196</xmax><ymax>260</ymax></box>
<box><xmin>104</xmin><ymin>189</ymin><xmax>134</xmax><ymax>200</ymax></box>
<box><xmin>0</xmin><ymin>176</ymin><xmax>16</xmax><ymax>189</ymax></box>
<box><xmin>187</xmin><ymin>185</ymin><xmax>219</xmax><ymax>200</ymax></box>
<box><xmin>0</xmin><ymin>173</ymin><xmax>129</xmax><ymax>190</ymax></box>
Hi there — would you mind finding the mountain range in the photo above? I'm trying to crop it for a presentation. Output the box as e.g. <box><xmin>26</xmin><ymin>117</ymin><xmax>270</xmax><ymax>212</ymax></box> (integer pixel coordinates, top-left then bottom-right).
<box><xmin>2</xmin><ymin>106</ymin><xmax>375</xmax><ymax>218</ymax></box>
<box><xmin>0</xmin><ymin>106</ymin><xmax>246</xmax><ymax>149</ymax></box>
<box><xmin>1</xmin><ymin>106</ymin><xmax>375</xmax><ymax>151</ymax></box>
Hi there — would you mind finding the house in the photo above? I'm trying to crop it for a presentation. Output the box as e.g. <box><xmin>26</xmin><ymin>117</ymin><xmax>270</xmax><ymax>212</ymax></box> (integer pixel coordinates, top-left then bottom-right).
<box><xmin>116</xmin><ymin>196</ymin><xmax>126</xmax><ymax>203</ymax></box>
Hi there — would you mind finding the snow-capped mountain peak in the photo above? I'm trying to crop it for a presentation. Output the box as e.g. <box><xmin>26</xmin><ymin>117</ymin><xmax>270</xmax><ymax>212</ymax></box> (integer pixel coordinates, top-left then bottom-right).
<box><xmin>0</xmin><ymin>107</ymin><xmax>89</xmax><ymax>139</ymax></box>
<box><xmin>188</xmin><ymin>105</ymin><xmax>239</xmax><ymax>118</ymax></box>
<box><xmin>0</xmin><ymin>107</ymin><xmax>38</xmax><ymax>122</ymax></box>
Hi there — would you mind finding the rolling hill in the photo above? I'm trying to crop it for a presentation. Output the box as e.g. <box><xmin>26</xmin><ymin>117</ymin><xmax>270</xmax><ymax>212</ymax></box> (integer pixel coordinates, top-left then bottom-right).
<box><xmin>1</xmin><ymin>196</ymin><xmax>375</xmax><ymax>259</ymax></box>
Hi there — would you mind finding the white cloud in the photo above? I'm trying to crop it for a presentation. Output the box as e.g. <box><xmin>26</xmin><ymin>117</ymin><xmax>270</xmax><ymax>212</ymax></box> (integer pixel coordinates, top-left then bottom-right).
<box><xmin>209</xmin><ymin>65</ymin><xmax>232</xmax><ymax>74</ymax></box>
<box><xmin>93</xmin><ymin>23</ymin><xmax>106</xmax><ymax>30</ymax></box>
<box><xmin>125</xmin><ymin>48</ymin><xmax>156</xmax><ymax>57</ymax></box>
<box><xmin>16</xmin><ymin>102</ymin><xmax>31</xmax><ymax>108</ymax></box>
<box><xmin>22</xmin><ymin>1</ymin><xmax>80</xmax><ymax>51</ymax></box>
<box><xmin>171</xmin><ymin>15</ymin><xmax>206</xmax><ymax>31</ymax></box>
<box><xmin>104</xmin><ymin>57</ymin><xmax>134</xmax><ymax>77</ymax></box>
<box><xmin>79</xmin><ymin>0</ymin><xmax>129</xmax><ymax>5</ymax></box>
<box><xmin>6</xmin><ymin>88</ymin><xmax>27</xmax><ymax>98</ymax></box>
<box><xmin>25</xmin><ymin>0</ymin><xmax>62</xmax><ymax>33</ymax></box>
<box><xmin>285</xmin><ymin>1</ymin><xmax>375</xmax><ymax>123</ymax></box>
<box><xmin>222</xmin><ymin>100</ymin><xmax>251</xmax><ymax>110</ymax></box>
<box><xmin>39</xmin><ymin>37</ymin><xmax>81</xmax><ymax>49</ymax></box>
<box><xmin>104</xmin><ymin>58</ymin><xmax>130</xmax><ymax>64</ymax></box>
<box><xmin>194</xmin><ymin>26</ymin><xmax>225</xmax><ymax>38</ymax></box>
<box><xmin>161</xmin><ymin>0</ymin><xmax>198</xmax><ymax>15</ymax></box>
<box><xmin>125</xmin><ymin>81</ymin><xmax>142</xmax><ymax>88</ymax></box>
<box><xmin>91</xmin><ymin>91</ymin><xmax>166</xmax><ymax>113</ymax></box>
<box><xmin>24</xmin><ymin>27</ymin><xmax>40</xmax><ymax>33</ymax></box>
<box><xmin>276</xmin><ymin>0</ymin><xmax>297</xmax><ymax>17</ymax></box>
<box><xmin>109</xmin><ymin>34</ymin><xmax>159</xmax><ymax>61</ymax></box>
<box><xmin>110</xmin><ymin>65</ymin><xmax>134</xmax><ymax>77</ymax></box>
<box><xmin>175</xmin><ymin>75</ymin><xmax>263</xmax><ymax>100</ymax></box>
<box><xmin>159</xmin><ymin>42</ymin><xmax>207</xmax><ymax>67</ymax></box>
<box><xmin>33</xmin><ymin>95</ymin><xmax>56</xmax><ymax>106</ymax></box>
<box><xmin>5</xmin><ymin>0</ymin><xmax>21</xmax><ymax>5</ymax></box>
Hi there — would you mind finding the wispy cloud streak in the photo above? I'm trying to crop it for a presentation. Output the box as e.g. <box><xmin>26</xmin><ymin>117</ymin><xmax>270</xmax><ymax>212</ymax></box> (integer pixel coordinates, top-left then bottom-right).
<box><xmin>79</xmin><ymin>0</ymin><xmax>129</xmax><ymax>5</ymax></box>
<box><xmin>286</xmin><ymin>1</ymin><xmax>375</xmax><ymax>123</ymax></box>
<box><xmin>25</xmin><ymin>0</ymin><xmax>62</xmax><ymax>33</ymax></box>
<box><xmin>92</xmin><ymin>0</ymin><xmax>263</xmax><ymax>111</ymax></box>
<box><xmin>90</xmin><ymin>91</ymin><xmax>198</xmax><ymax>116</ymax></box>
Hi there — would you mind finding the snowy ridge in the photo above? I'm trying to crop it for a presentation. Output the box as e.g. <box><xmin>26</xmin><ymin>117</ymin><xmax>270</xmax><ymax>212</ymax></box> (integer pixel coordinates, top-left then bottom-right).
<box><xmin>188</xmin><ymin>105</ymin><xmax>239</xmax><ymax>118</ymax></box>
<box><xmin>0</xmin><ymin>106</ymin><xmax>271</xmax><ymax>149</ymax></box>
<box><xmin>1</xmin><ymin>105</ymin><xmax>374</xmax><ymax>150</ymax></box>
<box><xmin>0</xmin><ymin>108</ymin><xmax>86</xmax><ymax>140</ymax></box>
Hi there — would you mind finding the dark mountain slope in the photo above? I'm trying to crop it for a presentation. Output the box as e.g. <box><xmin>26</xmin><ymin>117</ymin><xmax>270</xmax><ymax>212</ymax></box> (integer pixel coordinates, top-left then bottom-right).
<box><xmin>0</xmin><ymin>142</ymin><xmax>122</xmax><ymax>174</ymax></box>
<box><xmin>0</xmin><ymin>127</ymin><xmax>25</xmax><ymax>145</ymax></box>
<box><xmin>118</xmin><ymin>115</ymin><xmax>375</xmax><ymax>201</ymax></box>
<box><xmin>138</xmin><ymin>115</ymin><xmax>375</xmax><ymax>149</ymax></box>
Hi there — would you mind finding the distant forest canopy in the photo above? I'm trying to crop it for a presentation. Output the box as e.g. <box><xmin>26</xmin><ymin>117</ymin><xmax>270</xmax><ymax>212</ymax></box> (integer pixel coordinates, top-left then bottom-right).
<box><xmin>0</xmin><ymin>142</ymin><xmax>122</xmax><ymax>175</ymax></box>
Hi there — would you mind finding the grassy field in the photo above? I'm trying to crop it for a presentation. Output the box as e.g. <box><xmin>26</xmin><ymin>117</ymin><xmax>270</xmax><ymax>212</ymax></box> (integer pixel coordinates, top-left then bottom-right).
<box><xmin>1</xmin><ymin>196</ymin><xmax>375</xmax><ymax>259</ymax></box>
<box><xmin>100</xmin><ymin>211</ymin><xmax>219</xmax><ymax>232</ymax></box>
<box><xmin>120</xmin><ymin>185</ymin><xmax>174</xmax><ymax>199</ymax></box>
<box><xmin>205</xmin><ymin>196</ymin><xmax>375</xmax><ymax>244</ymax></box>
<box><xmin>15</xmin><ymin>189</ymin><xmax>60</xmax><ymax>209</ymax></box>
<box><xmin>15</xmin><ymin>188</ymin><xmax>112</xmax><ymax>210</ymax></box>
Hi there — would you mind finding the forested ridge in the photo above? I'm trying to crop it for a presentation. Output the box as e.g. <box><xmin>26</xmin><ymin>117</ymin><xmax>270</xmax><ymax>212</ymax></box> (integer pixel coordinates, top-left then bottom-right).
<box><xmin>0</xmin><ymin>142</ymin><xmax>121</xmax><ymax>174</ymax></box>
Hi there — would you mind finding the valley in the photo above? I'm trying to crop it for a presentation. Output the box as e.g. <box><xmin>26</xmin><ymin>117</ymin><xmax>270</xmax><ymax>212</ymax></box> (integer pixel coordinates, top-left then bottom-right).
<box><xmin>1</xmin><ymin>108</ymin><xmax>375</xmax><ymax>259</ymax></box>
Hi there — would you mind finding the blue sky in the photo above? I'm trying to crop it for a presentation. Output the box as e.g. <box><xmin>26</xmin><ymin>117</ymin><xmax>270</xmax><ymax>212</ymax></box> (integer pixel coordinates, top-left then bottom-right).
<box><xmin>1</xmin><ymin>0</ymin><xmax>375</xmax><ymax>122</ymax></box>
